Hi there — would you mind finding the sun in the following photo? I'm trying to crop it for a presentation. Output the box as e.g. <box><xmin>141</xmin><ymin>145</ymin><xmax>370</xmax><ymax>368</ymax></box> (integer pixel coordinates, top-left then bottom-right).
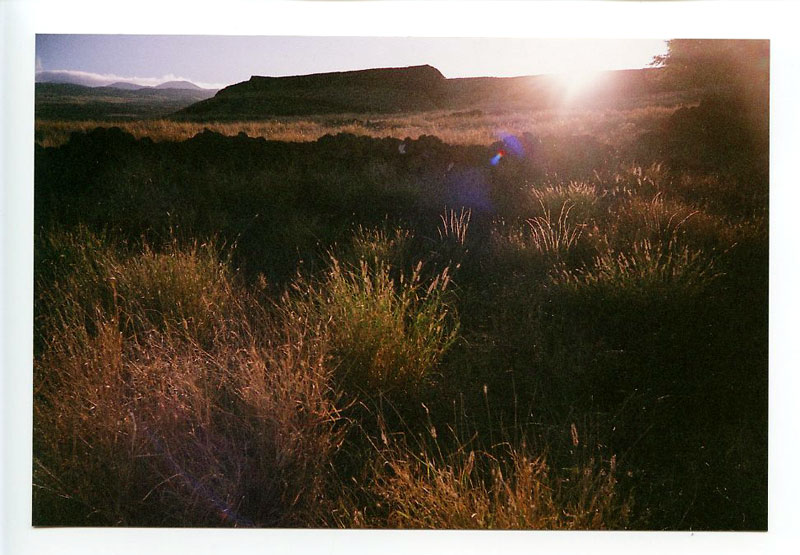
<box><xmin>551</xmin><ymin>70</ymin><xmax>601</xmax><ymax>103</ymax></box>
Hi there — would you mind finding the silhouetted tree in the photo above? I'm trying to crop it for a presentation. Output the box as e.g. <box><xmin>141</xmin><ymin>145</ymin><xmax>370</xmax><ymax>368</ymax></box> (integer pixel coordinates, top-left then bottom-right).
<box><xmin>651</xmin><ymin>39</ymin><xmax>769</xmax><ymax>102</ymax></box>
<box><xmin>649</xmin><ymin>40</ymin><xmax>769</xmax><ymax>175</ymax></box>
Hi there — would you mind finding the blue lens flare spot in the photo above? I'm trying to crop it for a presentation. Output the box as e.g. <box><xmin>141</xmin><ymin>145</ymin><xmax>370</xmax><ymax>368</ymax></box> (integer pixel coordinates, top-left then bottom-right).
<box><xmin>490</xmin><ymin>150</ymin><xmax>506</xmax><ymax>166</ymax></box>
<box><xmin>498</xmin><ymin>132</ymin><xmax>525</xmax><ymax>157</ymax></box>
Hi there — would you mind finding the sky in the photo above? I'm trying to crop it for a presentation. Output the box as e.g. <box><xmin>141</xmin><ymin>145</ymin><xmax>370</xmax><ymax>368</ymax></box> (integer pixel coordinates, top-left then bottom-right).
<box><xmin>35</xmin><ymin>35</ymin><xmax>668</xmax><ymax>89</ymax></box>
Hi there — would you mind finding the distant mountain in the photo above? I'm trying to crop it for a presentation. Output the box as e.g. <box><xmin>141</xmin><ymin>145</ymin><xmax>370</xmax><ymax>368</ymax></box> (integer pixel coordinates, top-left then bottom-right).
<box><xmin>154</xmin><ymin>80</ymin><xmax>204</xmax><ymax>90</ymax></box>
<box><xmin>106</xmin><ymin>81</ymin><xmax>148</xmax><ymax>90</ymax></box>
<box><xmin>35</xmin><ymin>82</ymin><xmax>218</xmax><ymax>121</ymax></box>
<box><xmin>173</xmin><ymin>65</ymin><xmax>675</xmax><ymax>121</ymax></box>
<box><xmin>94</xmin><ymin>80</ymin><xmax>209</xmax><ymax>91</ymax></box>
<box><xmin>35</xmin><ymin>72</ymin><xmax>212</xmax><ymax>91</ymax></box>
<box><xmin>35</xmin><ymin>71</ymin><xmax>109</xmax><ymax>87</ymax></box>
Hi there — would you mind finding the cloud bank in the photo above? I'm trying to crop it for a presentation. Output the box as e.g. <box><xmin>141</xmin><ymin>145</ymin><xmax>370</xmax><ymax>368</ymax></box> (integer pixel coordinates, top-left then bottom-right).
<box><xmin>35</xmin><ymin>69</ymin><xmax>226</xmax><ymax>90</ymax></box>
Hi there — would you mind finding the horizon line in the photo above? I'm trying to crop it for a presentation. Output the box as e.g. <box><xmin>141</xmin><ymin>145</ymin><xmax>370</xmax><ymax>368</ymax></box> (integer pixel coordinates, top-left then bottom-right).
<box><xmin>35</xmin><ymin>63</ymin><xmax>660</xmax><ymax>91</ymax></box>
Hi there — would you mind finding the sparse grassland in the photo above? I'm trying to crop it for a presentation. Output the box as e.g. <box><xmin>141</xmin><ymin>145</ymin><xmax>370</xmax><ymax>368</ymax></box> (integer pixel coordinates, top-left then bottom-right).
<box><xmin>33</xmin><ymin>89</ymin><xmax>767</xmax><ymax>529</ymax></box>
<box><xmin>36</xmin><ymin>104</ymin><xmax>683</xmax><ymax>148</ymax></box>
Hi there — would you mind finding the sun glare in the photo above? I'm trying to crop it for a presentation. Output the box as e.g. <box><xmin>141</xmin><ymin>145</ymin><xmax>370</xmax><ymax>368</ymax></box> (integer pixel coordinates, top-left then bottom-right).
<box><xmin>552</xmin><ymin>70</ymin><xmax>601</xmax><ymax>102</ymax></box>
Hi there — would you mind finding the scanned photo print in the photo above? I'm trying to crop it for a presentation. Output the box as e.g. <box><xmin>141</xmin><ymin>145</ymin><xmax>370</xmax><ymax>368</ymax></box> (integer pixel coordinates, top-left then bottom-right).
<box><xmin>32</xmin><ymin>34</ymin><xmax>768</xmax><ymax>531</ymax></box>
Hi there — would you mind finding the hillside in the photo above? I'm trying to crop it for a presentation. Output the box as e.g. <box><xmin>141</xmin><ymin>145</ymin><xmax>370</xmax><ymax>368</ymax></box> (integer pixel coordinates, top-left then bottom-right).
<box><xmin>173</xmin><ymin>65</ymin><xmax>688</xmax><ymax>121</ymax></box>
<box><xmin>154</xmin><ymin>80</ymin><xmax>205</xmax><ymax>90</ymax></box>
<box><xmin>176</xmin><ymin>65</ymin><xmax>450</xmax><ymax>119</ymax></box>
<box><xmin>35</xmin><ymin>82</ymin><xmax>218</xmax><ymax>120</ymax></box>
<box><xmin>107</xmin><ymin>81</ymin><xmax>148</xmax><ymax>90</ymax></box>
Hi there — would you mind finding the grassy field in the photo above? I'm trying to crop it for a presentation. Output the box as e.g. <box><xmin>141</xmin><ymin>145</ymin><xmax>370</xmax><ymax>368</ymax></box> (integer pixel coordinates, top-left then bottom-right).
<box><xmin>35</xmin><ymin>104</ymin><xmax>684</xmax><ymax>148</ymax></box>
<box><xmin>33</xmin><ymin>89</ymin><xmax>768</xmax><ymax>529</ymax></box>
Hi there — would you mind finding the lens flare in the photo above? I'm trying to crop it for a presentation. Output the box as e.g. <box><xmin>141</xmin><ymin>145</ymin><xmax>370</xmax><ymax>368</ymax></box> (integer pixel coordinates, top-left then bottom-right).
<box><xmin>490</xmin><ymin>149</ymin><xmax>506</xmax><ymax>166</ymax></box>
<box><xmin>497</xmin><ymin>132</ymin><xmax>525</xmax><ymax>157</ymax></box>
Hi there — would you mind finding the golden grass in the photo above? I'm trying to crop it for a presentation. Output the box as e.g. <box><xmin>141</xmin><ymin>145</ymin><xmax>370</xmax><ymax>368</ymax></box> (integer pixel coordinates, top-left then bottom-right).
<box><xmin>339</xmin><ymin>435</ymin><xmax>632</xmax><ymax>530</ymax></box>
<box><xmin>34</xmin><ymin>307</ymin><xmax>345</xmax><ymax>526</ymax></box>
<box><xmin>33</xmin><ymin>160</ymin><xmax>749</xmax><ymax>527</ymax></box>
<box><xmin>285</xmin><ymin>255</ymin><xmax>458</xmax><ymax>395</ymax></box>
<box><xmin>35</xmin><ymin>105</ymin><xmax>682</xmax><ymax>148</ymax></box>
<box><xmin>34</xmin><ymin>230</ymin><xmax>346</xmax><ymax>526</ymax></box>
<box><xmin>33</xmin><ymin>100</ymin><xmax>763</xmax><ymax>527</ymax></box>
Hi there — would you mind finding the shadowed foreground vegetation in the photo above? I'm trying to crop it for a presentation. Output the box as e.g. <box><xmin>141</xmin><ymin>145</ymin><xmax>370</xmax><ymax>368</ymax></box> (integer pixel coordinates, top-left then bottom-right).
<box><xmin>33</xmin><ymin>86</ymin><xmax>767</xmax><ymax>529</ymax></box>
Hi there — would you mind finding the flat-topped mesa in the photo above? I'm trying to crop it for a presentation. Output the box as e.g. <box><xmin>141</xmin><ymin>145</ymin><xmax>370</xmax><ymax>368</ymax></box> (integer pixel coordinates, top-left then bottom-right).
<box><xmin>175</xmin><ymin>65</ymin><xmax>450</xmax><ymax>119</ymax></box>
<box><xmin>216</xmin><ymin>65</ymin><xmax>447</xmax><ymax>97</ymax></box>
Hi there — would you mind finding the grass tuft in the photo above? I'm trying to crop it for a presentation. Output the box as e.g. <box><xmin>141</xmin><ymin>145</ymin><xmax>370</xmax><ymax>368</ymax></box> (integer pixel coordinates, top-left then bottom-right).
<box><xmin>357</xmin><ymin>436</ymin><xmax>631</xmax><ymax>529</ymax></box>
<box><xmin>285</xmin><ymin>257</ymin><xmax>459</xmax><ymax>396</ymax></box>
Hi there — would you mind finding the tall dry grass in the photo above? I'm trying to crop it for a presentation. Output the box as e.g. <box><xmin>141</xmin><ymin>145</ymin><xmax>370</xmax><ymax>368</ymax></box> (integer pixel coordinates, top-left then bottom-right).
<box><xmin>34</xmin><ymin>230</ymin><xmax>345</xmax><ymax>526</ymax></box>
<box><xmin>35</xmin><ymin>104</ymin><xmax>684</xmax><ymax>148</ymax></box>
<box><xmin>285</xmin><ymin>256</ymin><xmax>458</xmax><ymax>396</ymax></box>
<box><xmin>36</xmin><ymin>228</ymin><xmax>236</xmax><ymax>349</ymax></box>
<box><xmin>33</xmin><ymin>100</ymin><xmax>767</xmax><ymax>529</ymax></box>
<box><xmin>366</xmin><ymin>443</ymin><xmax>630</xmax><ymax>529</ymax></box>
